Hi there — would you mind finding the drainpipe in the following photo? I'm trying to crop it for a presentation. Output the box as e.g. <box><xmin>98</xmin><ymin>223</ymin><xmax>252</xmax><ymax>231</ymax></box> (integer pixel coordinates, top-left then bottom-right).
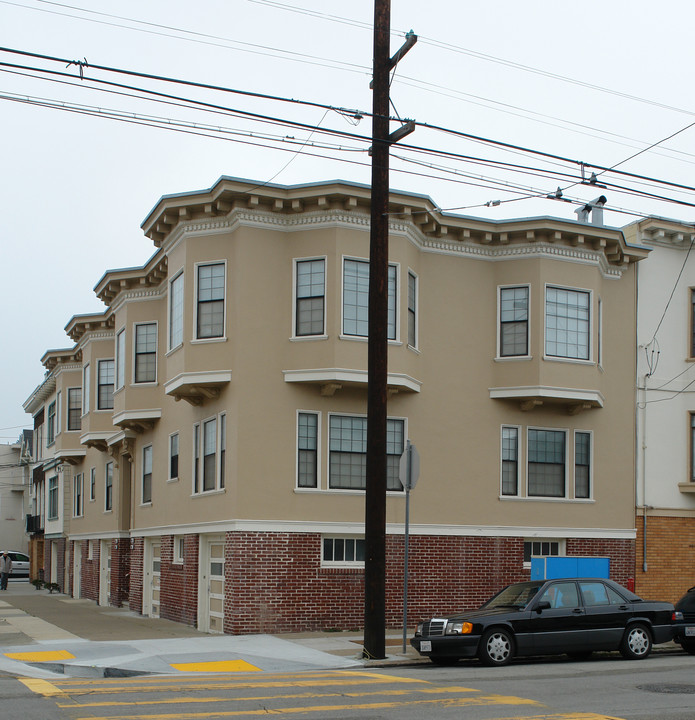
<box><xmin>637</xmin><ymin>375</ymin><xmax>651</xmax><ymax>572</ymax></box>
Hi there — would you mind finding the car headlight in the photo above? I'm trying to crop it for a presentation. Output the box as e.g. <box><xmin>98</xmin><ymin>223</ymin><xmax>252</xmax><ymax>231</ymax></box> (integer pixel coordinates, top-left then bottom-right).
<box><xmin>673</xmin><ymin>611</ymin><xmax>684</xmax><ymax>622</ymax></box>
<box><xmin>415</xmin><ymin>622</ymin><xmax>423</xmax><ymax>636</ymax></box>
<box><xmin>445</xmin><ymin>621</ymin><xmax>473</xmax><ymax>635</ymax></box>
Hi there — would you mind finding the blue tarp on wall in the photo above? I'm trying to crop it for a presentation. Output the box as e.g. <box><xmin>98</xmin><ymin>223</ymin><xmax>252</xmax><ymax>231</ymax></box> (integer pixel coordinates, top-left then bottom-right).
<box><xmin>530</xmin><ymin>556</ymin><xmax>610</xmax><ymax>580</ymax></box>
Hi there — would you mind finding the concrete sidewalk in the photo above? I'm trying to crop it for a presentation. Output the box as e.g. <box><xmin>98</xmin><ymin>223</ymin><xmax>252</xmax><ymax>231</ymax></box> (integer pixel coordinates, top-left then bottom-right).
<box><xmin>0</xmin><ymin>580</ymin><xmax>421</xmax><ymax>678</ymax></box>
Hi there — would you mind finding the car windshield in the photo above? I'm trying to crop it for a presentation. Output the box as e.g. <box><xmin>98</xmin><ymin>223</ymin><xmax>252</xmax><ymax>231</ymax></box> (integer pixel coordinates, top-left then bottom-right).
<box><xmin>483</xmin><ymin>582</ymin><xmax>544</xmax><ymax>609</ymax></box>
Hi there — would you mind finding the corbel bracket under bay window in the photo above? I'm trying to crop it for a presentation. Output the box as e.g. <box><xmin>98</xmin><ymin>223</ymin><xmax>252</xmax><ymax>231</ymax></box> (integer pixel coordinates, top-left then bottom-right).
<box><xmin>164</xmin><ymin>371</ymin><xmax>232</xmax><ymax>406</ymax></box>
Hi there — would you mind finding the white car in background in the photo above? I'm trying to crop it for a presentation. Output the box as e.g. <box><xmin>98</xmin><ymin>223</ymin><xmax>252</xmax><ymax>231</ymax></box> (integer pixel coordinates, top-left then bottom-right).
<box><xmin>7</xmin><ymin>551</ymin><xmax>29</xmax><ymax>578</ymax></box>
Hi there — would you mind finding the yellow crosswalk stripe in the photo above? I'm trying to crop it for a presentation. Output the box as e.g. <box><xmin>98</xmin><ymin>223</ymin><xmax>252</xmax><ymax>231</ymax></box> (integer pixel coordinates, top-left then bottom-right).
<box><xmin>18</xmin><ymin>678</ymin><xmax>68</xmax><ymax>698</ymax></box>
<box><xmin>5</xmin><ymin>649</ymin><xmax>75</xmax><ymax>662</ymax></box>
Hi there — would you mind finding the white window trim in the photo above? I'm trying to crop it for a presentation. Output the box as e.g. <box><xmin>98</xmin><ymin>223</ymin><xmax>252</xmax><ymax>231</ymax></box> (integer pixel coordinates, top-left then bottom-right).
<box><xmin>407</xmin><ymin>268</ymin><xmax>419</xmax><ymax>351</ymax></box>
<box><xmin>321</xmin><ymin>535</ymin><xmax>366</xmax><ymax>568</ymax></box>
<box><xmin>115</xmin><ymin>327</ymin><xmax>126</xmax><ymax>391</ymax></box>
<box><xmin>543</xmin><ymin>283</ymin><xmax>593</xmax><ymax>364</ymax></box>
<box><xmin>573</xmin><ymin>429</ymin><xmax>594</xmax><ymax>501</ymax></box>
<box><xmin>82</xmin><ymin>363</ymin><xmax>90</xmax><ymax>417</ymax></box>
<box><xmin>326</xmin><ymin>411</ymin><xmax>407</xmax><ymax>493</ymax></box>
<box><xmin>500</xmin><ymin>424</ymin><xmax>522</xmax><ymax>498</ymax></box>
<box><xmin>73</xmin><ymin>473</ymin><xmax>84</xmax><ymax>518</ymax></box>
<box><xmin>192</xmin><ymin>413</ymin><xmax>226</xmax><ymax>495</ymax></box>
<box><xmin>340</xmin><ymin>256</ymin><xmax>400</xmax><ymax>343</ymax></box>
<box><xmin>96</xmin><ymin>358</ymin><xmax>115</xmax><ymax>412</ymax></box>
<box><xmin>597</xmin><ymin>297</ymin><xmax>603</xmax><ymax>370</ymax></box>
<box><xmin>292</xmin><ymin>256</ymin><xmax>328</xmax><ymax>340</ymax></box>
<box><xmin>168</xmin><ymin>432</ymin><xmax>179</xmax><ymax>482</ymax></box>
<box><xmin>168</xmin><ymin>269</ymin><xmax>185</xmax><ymax>353</ymax></box>
<box><xmin>193</xmin><ymin>260</ymin><xmax>227</xmax><ymax>342</ymax></box>
<box><xmin>523</xmin><ymin>538</ymin><xmax>566</xmax><ymax>569</ymax></box>
<box><xmin>173</xmin><ymin>535</ymin><xmax>185</xmax><ymax>564</ymax></box>
<box><xmin>133</xmin><ymin>321</ymin><xmax>158</xmax><ymax>385</ymax></box>
<box><xmin>66</xmin><ymin>387</ymin><xmax>82</xmax><ymax>432</ymax></box>
<box><xmin>89</xmin><ymin>467</ymin><xmax>96</xmax><ymax>502</ymax></box>
<box><xmin>296</xmin><ymin>410</ymin><xmax>321</xmax><ymax>490</ymax></box>
<box><xmin>141</xmin><ymin>444</ymin><xmax>153</xmax><ymax>506</ymax></box>
<box><xmin>526</xmin><ymin>425</ymin><xmax>569</xmax><ymax>500</ymax></box>
<box><xmin>496</xmin><ymin>284</ymin><xmax>531</xmax><ymax>360</ymax></box>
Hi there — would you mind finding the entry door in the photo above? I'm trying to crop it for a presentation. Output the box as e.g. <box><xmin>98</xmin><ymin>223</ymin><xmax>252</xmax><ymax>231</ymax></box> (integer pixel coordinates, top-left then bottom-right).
<box><xmin>144</xmin><ymin>539</ymin><xmax>161</xmax><ymax>618</ymax></box>
<box><xmin>99</xmin><ymin>540</ymin><xmax>111</xmax><ymax>606</ymax></box>
<box><xmin>73</xmin><ymin>541</ymin><xmax>81</xmax><ymax>598</ymax></box>
<box><xmin>199</xmin><ymin>536</ymin><xmax>225</xmax><ymax>633</ymax></box>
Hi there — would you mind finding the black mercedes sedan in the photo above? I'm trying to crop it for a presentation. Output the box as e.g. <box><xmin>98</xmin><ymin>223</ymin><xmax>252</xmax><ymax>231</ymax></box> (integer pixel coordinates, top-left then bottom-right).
<box><xmin>672</xmin><ymin>585</ymin><xmax>695</xmax><ymax>654</ymax></box>
<box><xmin>411</xmin><ymin>578</ymin><xmax>675</xmax><ymax>666</ymax></box>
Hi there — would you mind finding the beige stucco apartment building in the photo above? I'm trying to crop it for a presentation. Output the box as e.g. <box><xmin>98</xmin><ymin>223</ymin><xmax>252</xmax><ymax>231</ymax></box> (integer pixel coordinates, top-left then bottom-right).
<box><xmin>23</xmin><ymin>177</ymin><xmax>648</xmax><ymax>633</ymax></box>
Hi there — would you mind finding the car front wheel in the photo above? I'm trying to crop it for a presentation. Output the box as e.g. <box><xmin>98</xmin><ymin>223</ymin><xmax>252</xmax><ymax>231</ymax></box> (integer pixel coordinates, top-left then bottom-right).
<box><xmin>620</xmin><ymin>623</ymin><xmax>652</xmax><ymax>660</ymax></box>
<box><xmin>679</xmin><ymin>640</ymin><xmax>695</xmax><ymax>655</ymax></box>
<box><xmin>478</xmin><ymin>628</ymin><xmax>514</xmax><ymax>666</ymax></box>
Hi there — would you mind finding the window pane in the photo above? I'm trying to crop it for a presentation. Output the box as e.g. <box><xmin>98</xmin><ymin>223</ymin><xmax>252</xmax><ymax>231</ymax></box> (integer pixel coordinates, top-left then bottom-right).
<box><xmin>203</xmin><ymin>419</ymin><xmax>217</xmax><ymax>491</ymax></box>
<box><xmin>67</xmin><ymin>388</ymin><xmax>82</xmax><ymax>431</ymax></box>
<box><xmin>296</xmin><ymin>260</ymin><xmax>325</xmax><ymax>336</ymax></box>
<box><xmin>298</xmin><ymin>413</ymin><xmax>318</xmax><ymax>488</ymax></box>
<box><xmin>545</xmin><ymin>287</ymin><xmax>590</xmax><ymax>360</ymax></box>
<box><xmin>575</xmin><ymin>432</ymin><xmax>591</xmax><ymax>498</ymax></box>
<box><xmin>343</xmin><ymin>260</ymin><xmax>396</xmax><ymax>339</ymax></box>
<box><xmin>135</xmin><ymin>324</ymin><xmax>157</xmax><ymax>383</ymax></box>
<box><xmin>170</xmin><ymin>434</ymin><xmax>179</xmax><ymax>479</ymax></box>
<box><xmin>116</xmin><ymin>330</ymin><xmax>125</xmax><ymax>389</ymax></box>
<box><xmin>197</xmin><ymin>264</ymin><xmax>225</xmax><ymax>338</ymax></box>
<box><xmin>98</xmin><ymin>360</ymin><xmax>114</xmax><ymax>410</ymax></box>
<box><xmin>500</xmin><ymin>287</ymin><xmax>529</xmax><ymax>357</ymax></box>
<box><xmin>408</xmin><ymin>272</ymin><xmax>417</xmax><ymax>347</ymax></box>
<box><xmin>528</xmin><ymin>429</ymin><xmax>565</xmax><ymax>497</ymax></box>
<box><xmin>501</xmin><ymin>427</ymin><xmax>518</xmax><ymax>495</ymax></box>
<box><xmin>170</xmin><ymin>273</ymin><xmax>184</xmax><ymax>348</ymax></box>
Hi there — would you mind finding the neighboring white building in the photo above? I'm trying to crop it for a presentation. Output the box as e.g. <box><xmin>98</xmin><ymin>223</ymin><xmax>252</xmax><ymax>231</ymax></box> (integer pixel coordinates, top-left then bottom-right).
<box><xmin>0</xmin><ymin>431</ymin><xmax>32</xmax><ymax>554</ymax></box>
<box><xmin>625</xmin><ymin>217</ymin><xmax>695</xmax><ymax>601</ymax></box>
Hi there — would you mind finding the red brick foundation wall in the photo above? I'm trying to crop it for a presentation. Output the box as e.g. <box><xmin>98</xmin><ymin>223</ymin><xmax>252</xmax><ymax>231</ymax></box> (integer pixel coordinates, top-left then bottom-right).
<box><xmin>635</xmin><ymin>514</ymin><xmax>695</xmax><ymax>603</ymax></box>
<box><xmin>129</xmin><ymin>538</ymin><xmax>144</xmax><ymax>614</ymax></box>
<box><xmin>160</xmin><ymin>534</ymin><xmax>198</xmax><ymax>627</ymax></box>
<box><xmin>81</xmin><ymin>540</ymin><xmax>100</xmax><ymax>602</ymax></box>
<box><xmin>221</xmin><ymin>532</ymin><xmax>635</xmax><ymax>634</ymax></box>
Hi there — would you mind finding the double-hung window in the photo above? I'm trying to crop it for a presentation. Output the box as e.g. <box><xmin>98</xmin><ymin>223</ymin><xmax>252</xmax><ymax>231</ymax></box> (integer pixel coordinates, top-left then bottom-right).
<box><xmin>196</xmin><ymin>263</ymin><xmax>225</xmax><ymax>339</ymax></box>
<box><xmin>501</xmin><ymin>426</ymin><xmax>519</xmax><ymax>496</ymax></box>
<box><xmin>47</xmin><ymin>401</ymin><xmax>56</xmax><ymax>445</ymax></box>
<box><xmin>97</xmin><ymin>359</ymin><xmax>115</xmax><ymax>410</ymax></box>
<box><xmin>169</xmin><ymin>433</ymin><xmax>179</xmax><ymax>481</ymax></box>
<box><xmin>407</xmin><ymin>271</ymin><xmax>418</xmax><ymax>348</ymax></box>
<box><xmin>142</xmin><ymin>445</ymin><xmax>153</xmax><ymax>504</ymax></box>
<box><xmin>193</xmin><ymin>414</ymin><xmax>226</xmax><ymax>493</ymax></box>
<box><xmin>134</xmin><ymin>323</ymin><xmax>157</xmax><ymax>383</ymax></box>
<box><xmin>105</xmin><ymin>461</ymin><xmax>113</xmax><ymax>511</ymax></box>
<box><xmin>90</xmin><ymin>467</ymin><xmax>96</xmax><ymax>501</ymax></box>
<box><xmin>297</xmin><ymin>412</ymin><xmax>318</xmax><ymax>488</ymax></box>
<box><xmin>73</xmin><ymin>473</ymin><xmax>83</xmax><ymax>517</ymax></box>
<box><xmin>48</xmin><ymin>476</ymin><xmax>58</xmax><ymax>520</ymax></box>
<box><xmin>545</xmin><ymin>286</ymin><xmax>590</xmax><ymax>360</ymax></box>
<box><xmin>528</xmin><ymin>429</ymin><xmax>566</xmax><ymax>498</ymax></box>
<box><xmin>295</xmin><ymin>259</ymin><xmax>325</xmax><ymax>336</ymax></box>
<box><xmin>328</xmin><ymin>415</ymin><xmax>404</xmax><ymax>490</ymax></box>
<box><xmin>499</xmin><ymin>286</ymin><xmax>529</xmax><ymax>357</ymax></box>
<box><xmin>67</xmin><ymin>388</ymin><xmax>82</xmax><ymax>431</ymax></box>
<box><xmin>116</xmin><ymin>328</ymin><xmax>126</xmax><ymax>390</ymax></box>
<box><xmin>342</xmin><ymin>259</ymin><xmax>397</xmax><ymax>339</ymax></box>
<box><xmin>169</xmin><ymin>272</ymin><xmax>184</xmax><ymax>350</ymax></box>
<box><xmin>574</xmin><ymin>431</ymin><xmax>591</xmax><ymax>498</ymax></box>
<box><xmin>82</xmin><ymin>364</ymin><xmax>90</xmax><ymax>415</ymax></box>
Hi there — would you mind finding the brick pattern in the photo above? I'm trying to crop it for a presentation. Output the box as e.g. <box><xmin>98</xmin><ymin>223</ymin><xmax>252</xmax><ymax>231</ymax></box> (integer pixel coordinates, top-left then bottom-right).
<box><xmin>635</xmin><ymin>515</ymin><xmax>695</xmax><ymax>603</ymax></box>
<box><xmin>160</xmin><ymin>534</ymin><xmax>199</xmax><ymax>626</ymax></box>
<box><xmin>111</xmin><ymin>540</ymin><xmax>130</xmax><ymax>607</ymax></box>
<box><xmin>68</xmin><ymin>531</ymin><xmax>637</xmax><ymax>633</ymax></box>
<box><xmin>81</xmin><ymin>540</ymin><xmax>100</xmax><ymax>602</ymax></box>
<box><xmin>221</xmin><ymin>532</ymin><xmax>635</xmax><ymax>634</ymax></box>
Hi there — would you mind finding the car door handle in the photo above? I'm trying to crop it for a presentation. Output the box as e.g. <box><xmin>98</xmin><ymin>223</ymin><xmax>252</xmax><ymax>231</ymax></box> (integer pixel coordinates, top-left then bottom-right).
<box><xmin>572</xmin><ymin>608</ymin><xmax>584</xmax><ymax>614</ymax></box>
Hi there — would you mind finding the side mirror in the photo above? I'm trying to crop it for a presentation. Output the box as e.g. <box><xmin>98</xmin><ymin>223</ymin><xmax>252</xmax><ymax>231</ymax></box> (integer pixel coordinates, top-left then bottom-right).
<box><xmin>535</xmin><ymin>601</ymin><xmax>551</xmax><ymax>613</ymax></box>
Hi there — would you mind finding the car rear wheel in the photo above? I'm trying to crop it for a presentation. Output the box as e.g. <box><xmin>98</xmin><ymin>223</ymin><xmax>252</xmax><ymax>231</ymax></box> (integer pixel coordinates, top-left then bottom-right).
<box><xmin>620</xmin><ymin>623</ymin><xmax>652</xmax><ymax>660</ymax></box>
<box><xmin>430</xmin><ymin>655</ymin><xmax>459</xmax><ymax>666</ymax></box>
<box><xmin>478</xmin><ymin>628</ymin><xmax>514</xmax><ymax>666</ymax></box>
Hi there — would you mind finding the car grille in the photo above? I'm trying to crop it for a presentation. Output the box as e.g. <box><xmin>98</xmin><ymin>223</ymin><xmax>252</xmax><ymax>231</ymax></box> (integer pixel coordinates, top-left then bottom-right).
<box><xmin>422</xmin><ymin>619</ymin><xmax>447</xmax><ymax>636</ymax></box>
<box><xmin>681</xmin><ymin>610</ymin><xmax>695</xmax><ymax>622</ymax></box>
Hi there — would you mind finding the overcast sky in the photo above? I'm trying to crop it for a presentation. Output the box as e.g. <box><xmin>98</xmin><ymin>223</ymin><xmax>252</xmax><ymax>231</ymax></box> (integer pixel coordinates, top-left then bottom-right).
<box><xmin>2</xmin><ymin>0</ymin><xmax>695</xmax><ymax>439</ymax></box>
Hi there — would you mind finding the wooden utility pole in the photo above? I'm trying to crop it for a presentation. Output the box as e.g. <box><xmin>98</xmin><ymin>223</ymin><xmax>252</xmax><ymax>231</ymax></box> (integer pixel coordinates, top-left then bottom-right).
<box><xmin>363</xmin><ymin>0</ymin><xmax>416</xmax><ymax>660</ymax></box>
